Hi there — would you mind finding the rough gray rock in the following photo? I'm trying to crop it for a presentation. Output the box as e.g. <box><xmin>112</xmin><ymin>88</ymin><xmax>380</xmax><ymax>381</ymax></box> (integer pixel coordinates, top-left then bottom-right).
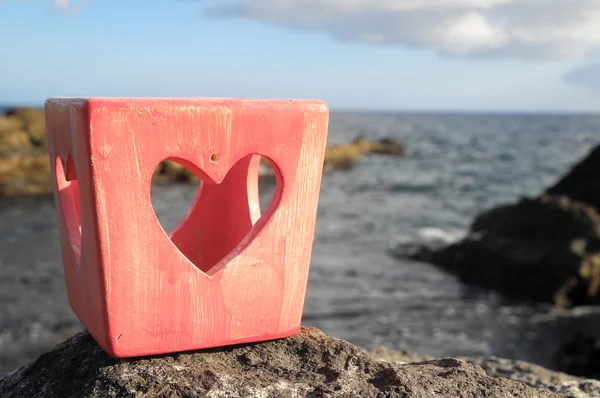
<box><xmin>467</xmin><ymin>357</ymin><xmax>600</xmax><ymax>398</ymax></box>
<box><xmin>0</xmin><ymin>326</ymin><xmax>560</xmax><ymax>398</ymax></box>
<box><xmin>371</xmin><ymin>347</ymin><xmax>600</xmax><ymax>398</ymax></box>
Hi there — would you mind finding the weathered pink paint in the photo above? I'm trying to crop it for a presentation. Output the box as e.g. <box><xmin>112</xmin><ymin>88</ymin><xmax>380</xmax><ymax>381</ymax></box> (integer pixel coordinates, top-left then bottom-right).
<box><xmin>45</xmin><ymin>98</ymin><xmax>329</xmax><ymax>357</ymax></box>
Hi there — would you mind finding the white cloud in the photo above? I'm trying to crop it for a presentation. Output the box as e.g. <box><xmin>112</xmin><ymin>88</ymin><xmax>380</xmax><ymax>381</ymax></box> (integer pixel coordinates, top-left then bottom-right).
<box><xmin>206</xmin><ymin>0</ymin><xmax>600</xmax><ymax>61</ymax></box>
<box><xmin>51</xmin><ymin>0</ymin><xmax>86</xmax><ymax>12</ymax></box>
<box><xmin>53</xmin><ymin>0</ymin><xmax>70</xmax><ymax>8</ymax></box>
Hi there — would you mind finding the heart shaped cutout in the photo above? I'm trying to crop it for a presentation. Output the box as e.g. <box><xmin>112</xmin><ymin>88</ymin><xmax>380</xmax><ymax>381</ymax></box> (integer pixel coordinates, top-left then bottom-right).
<box><xmin>55</xmin><ymin>154</ymin><xmax>82</xmax><ymax>266</ymax></box>
<box><xmin>151</xmin><ymin>154</ymin><xmax>281</xmax><ymax>276</ymax></box>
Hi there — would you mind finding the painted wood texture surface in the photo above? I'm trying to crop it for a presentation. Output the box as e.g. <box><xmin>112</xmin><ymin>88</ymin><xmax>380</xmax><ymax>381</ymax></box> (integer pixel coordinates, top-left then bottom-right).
<box><xmin>44</xmin><ymin>98</ymin><xmax>329</xmax><ymax>358</ymax></box>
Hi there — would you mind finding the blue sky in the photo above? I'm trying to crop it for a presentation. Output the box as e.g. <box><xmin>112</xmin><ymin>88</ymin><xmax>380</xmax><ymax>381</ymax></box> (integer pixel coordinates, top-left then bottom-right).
<box><xmin>1</xmin><ymin>0</ymin><xmax>600</xmax><ymax>112</ymax></box>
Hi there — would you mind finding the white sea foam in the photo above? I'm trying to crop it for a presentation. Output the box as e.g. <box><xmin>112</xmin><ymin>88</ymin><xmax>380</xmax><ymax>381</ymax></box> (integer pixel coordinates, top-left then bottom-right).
<box><xmin>418</xmin><ymin>227</ymin><xmax>466</xmax><ymax>250</ymax></box>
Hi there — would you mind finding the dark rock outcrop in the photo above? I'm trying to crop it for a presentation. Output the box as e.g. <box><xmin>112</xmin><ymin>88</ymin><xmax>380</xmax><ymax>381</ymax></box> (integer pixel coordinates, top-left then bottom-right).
<box><xmin>554</xmin><ymin>330</ymin><xmax>600</xmax><ymax>381</ymax></box>
<box><xmin>546</xmin><ymin>145</ymin><xmax>600</xmax><ymax>210</ymax></box>
<box><xmin>0</xmin><ymin>326</ymin><xmax>562</xmax><ymax>398</ymax></box>
<box><xmin>406</xmin><ymin>144</ymin><xmax>600</xmax><ymax>308</ymax></box>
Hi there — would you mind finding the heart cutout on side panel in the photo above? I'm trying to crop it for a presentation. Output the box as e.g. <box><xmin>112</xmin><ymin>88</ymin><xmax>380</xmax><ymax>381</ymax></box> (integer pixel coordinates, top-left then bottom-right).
<box><xmin>151</xmin><ymin>154</ymin><xmax>280</xmax><ymax>276</ymax></box>
<box><xmin>55</xmin><ymin>154</ymin><xmax>82</xmax><ymax>265</ymax></box>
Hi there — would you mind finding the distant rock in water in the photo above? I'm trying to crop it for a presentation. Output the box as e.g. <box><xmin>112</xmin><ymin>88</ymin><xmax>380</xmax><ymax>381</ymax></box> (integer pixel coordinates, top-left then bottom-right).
<box><xmin>0</xmin><ymin>326</ymin><xmax>576</xmax><ymax>397</ymax></box>
<box><xmin>0</xmin><ymin>108</ymin><xmax>406</xmax><ymax>197</ymax></box>
<box><xmin>404</xmin><ymin>144</ymin><xmax>600</xmax><ymax>308</ymax></box>
<box><xmin>323</xmin><ymin>136</ymin><xmax>406</xmax><ymax>171</ymax></box>
<box><xmin>256</xmin><ymin>136</ymin><xmax>406</xmax><ymax>180</ymax></box>
<box><xmin>0</xmin><ymin>108</ymin><xmax>53</xmax><ymax>197</ymax></box>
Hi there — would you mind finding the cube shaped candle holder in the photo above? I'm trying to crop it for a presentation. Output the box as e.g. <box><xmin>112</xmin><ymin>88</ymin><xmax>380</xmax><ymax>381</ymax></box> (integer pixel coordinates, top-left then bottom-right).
<box><xmin>45</xmin><ymin>98</ymin><xmax>329</xmax><ymax>358</ymax></box>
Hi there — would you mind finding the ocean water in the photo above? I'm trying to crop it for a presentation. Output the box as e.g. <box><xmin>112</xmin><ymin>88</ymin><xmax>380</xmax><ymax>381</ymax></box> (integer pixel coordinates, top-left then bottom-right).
<box><xmin>2</xmin><ymin>111</ymin><xmax>600</xmax><ymax>376</ymax></box>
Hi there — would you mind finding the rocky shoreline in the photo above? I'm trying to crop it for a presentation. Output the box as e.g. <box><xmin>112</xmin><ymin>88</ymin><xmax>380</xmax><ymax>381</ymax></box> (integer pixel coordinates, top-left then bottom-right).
<box><xmin>2</xmin><ymin>326</ymin><xmax>597</xmax><ymax>397</ymax></box>
<box><xmin>0</xmin><ymin>107</ymin><xmax>406</xmax><ymax>197</ymax></box>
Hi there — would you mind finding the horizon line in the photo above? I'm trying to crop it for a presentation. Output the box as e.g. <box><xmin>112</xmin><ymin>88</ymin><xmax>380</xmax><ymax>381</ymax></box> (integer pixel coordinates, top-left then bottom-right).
<box><xmin>1</xmin><ymin>102</ymin><xmax>599</xmax><ymax>116</ymax></box>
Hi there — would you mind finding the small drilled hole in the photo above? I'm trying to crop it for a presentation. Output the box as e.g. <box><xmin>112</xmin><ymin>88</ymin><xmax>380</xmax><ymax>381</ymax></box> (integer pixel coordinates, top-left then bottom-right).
<box><xmin>210</xmin><ymin>153</ymin><xmax>220</xmax><ymax>162</ymax></box>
